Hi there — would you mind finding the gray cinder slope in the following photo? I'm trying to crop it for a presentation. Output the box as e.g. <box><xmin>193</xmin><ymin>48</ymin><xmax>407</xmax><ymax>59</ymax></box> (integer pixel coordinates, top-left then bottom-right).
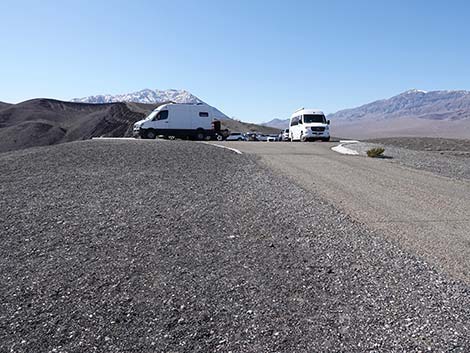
<box><xmin>1</xmin><ymin>140</ymin><xmax>469</xmax><ymax>351</ymax></box>
<box><xmin>0</xmin><ymin>99</ymin><xmax>149</xmax><ymax>153</ymax></box>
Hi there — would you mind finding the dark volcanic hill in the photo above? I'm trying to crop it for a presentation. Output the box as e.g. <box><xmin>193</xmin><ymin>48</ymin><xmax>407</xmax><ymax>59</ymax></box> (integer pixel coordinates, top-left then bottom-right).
<box><xmin>0</xmin><ymin>101</ymin><xmax>12</xmax><ymax>109</ymax></box>
<box><xmin>0</xmin><ymin>99</ymin><xmax>158</xmax><ymax>153</ymax></box>
<box><xmin>0</xmin><ymin>99</ymin><xmax>277</xmax><ymax>153</ymax></box>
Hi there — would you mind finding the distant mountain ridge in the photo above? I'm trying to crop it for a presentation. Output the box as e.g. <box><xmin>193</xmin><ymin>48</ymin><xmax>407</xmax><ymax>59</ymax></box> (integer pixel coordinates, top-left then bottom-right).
<box><xmin>72</xmin><ymin>88</ymin><xmax>202</xmax><ymax>104</ymax></box>
<box><xmin>329</xmin><ymin>89</ymin><xmax>470</xmax><ymax>122</ymax></box>
<box><xmin>72</xmin><ymin>88</ymin><xmax>229</xmax><ymax>119</ymax></box>
<box><xmin>261</xmin><ymin>89</ymin><xmax>470</xmax><ymax>138</ymax></box>
<box><xmin>261</xmin><ymin>118</ymin><xmax>289</xmax><ymax>130</ymax></box>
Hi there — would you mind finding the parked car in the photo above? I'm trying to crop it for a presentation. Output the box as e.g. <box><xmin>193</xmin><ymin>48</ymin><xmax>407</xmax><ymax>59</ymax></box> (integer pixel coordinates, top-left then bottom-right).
<box><xmin>256</xmin><ymin>134</ymin><xmax>268</xmax><ymax>142</ymax></box>
<box><xmin>245</xmin><ymin>132</ymin><xmax>259</xmax><ymax>141</ymax></box>
<box><xmin>289</xmin><ymin>108</ymin><xmax>330</xmax><ymax>142</ymax></box>
<box><xmin>267</xmin><ymin>134</ymin><xmax>279</xmax><ymax>142</ymax></box>
<box><xmin>133</xmin><ymin>103</ymin><xmax>221</xmax><ymax>140</ymax></box>
<box><xmin>216</xmin><ymin>128</ymin><xmax>230</xmax><ymax>141</ymax></box>
<box><xmin>281</xmin><ymin>128</ymin><xmax>290</xmax><ymax>141</ymax></box>
<box><xmin>226</xmin><ymin>132</ymin><xmax>247</xmax><ymax>141</ymax></box>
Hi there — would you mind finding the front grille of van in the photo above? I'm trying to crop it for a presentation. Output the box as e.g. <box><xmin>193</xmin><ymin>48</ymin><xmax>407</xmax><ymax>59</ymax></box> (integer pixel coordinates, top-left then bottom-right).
<box><xmin>311</xmin><ymin>127</ymin><xmax>325</xmax><ymax>132</ymax></box>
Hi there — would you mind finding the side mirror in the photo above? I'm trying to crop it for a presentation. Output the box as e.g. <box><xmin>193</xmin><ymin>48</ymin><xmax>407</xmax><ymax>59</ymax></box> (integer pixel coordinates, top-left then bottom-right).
<box><xmin>327</xmin><ymin>120</ymin><xmax>330</xmax><ymax>125</ymax></box>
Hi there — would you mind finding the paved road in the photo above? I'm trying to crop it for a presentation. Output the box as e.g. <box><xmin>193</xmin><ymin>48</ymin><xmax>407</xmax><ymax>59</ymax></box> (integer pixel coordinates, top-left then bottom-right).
<box><xmin>212</xmin><ymin>141</ymin><xmax>470</xmax><ymax>282</ymax></box>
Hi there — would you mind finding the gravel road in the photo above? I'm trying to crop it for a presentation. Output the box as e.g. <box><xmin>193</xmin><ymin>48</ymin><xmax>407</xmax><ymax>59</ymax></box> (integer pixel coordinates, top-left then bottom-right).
<box><xmin>1</xmin><ymin>139</ymin><xmax>469</xmax><ymax>352</ymax></box>
<box><xmin>348</xmin><ymin>139</ymin><xmax>470</xmax><ymax>181</ymax></box>
<box><xmin>214</xmin><ymin>141</ymin><xmax>470</xmax><ymax>284</ymax></box>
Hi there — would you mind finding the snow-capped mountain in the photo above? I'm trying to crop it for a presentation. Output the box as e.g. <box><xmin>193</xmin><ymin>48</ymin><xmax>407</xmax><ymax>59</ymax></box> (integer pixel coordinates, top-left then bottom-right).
<box><xmin>72</xmin><ymin>89</ymin><xmax>229</xmax><ymax>119</ymax></box>
<box><xmin>72</xmin><ymin>89</ymin><xmax>202</xmax><ymax>104</ymax></box>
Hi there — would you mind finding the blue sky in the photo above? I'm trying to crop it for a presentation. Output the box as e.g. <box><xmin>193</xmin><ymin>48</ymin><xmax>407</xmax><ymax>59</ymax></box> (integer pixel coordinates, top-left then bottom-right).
<box><xmin>1</xmin><ymin>0</ymin><xmax>469</xmax><ymax>122</ymax></box>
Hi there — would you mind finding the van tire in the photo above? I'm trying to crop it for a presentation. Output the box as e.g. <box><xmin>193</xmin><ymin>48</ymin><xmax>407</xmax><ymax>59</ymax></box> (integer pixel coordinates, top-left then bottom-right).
<box><xmin>195</xmin><ymin>129</ymin><xmax>205</xmax><ymax>141</ymax></box>
<box><xmin>216</xmin><ymin>134</ymin><xmax>223</xmax><ymax>141</ymax></box>
<box><xmin>145</xmin><ymin>129</ymin><xmax>157</xmax><ymax>139</ymax></box>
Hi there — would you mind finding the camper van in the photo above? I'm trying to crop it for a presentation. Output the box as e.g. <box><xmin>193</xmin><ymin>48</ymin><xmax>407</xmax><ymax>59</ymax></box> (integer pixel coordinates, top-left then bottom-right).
<box><xmin>289</xmin><ymin>108</ymin><xmax>330</xmax><ymax>142</ymax></box>
<box><xmin>133</xmin><ymin>103</ymin><xmax>221</xmax><ymax>140</ymax></box>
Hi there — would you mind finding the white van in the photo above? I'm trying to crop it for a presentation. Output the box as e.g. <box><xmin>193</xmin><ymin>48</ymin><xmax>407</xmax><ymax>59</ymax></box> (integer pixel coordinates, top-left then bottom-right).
<box><xmin>133</xmin><ymin>103</ymin><xmax>221</xmax><ymax>140</ymax></box>
<box><xmin>289</xmin><ymin>108</ymin><xmax>330</xmax><ymax>142</ymax></box>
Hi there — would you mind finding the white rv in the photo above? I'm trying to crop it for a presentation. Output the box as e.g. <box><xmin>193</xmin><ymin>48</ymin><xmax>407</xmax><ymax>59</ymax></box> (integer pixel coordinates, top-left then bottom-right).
<box><xmin>289</xmin><ymin>108</ymin><xmax>330</xmax><ymax>142</ymax></box>
<box><xmin>133</xmin><ymin>103</ymin><xmax>221</xmax><ymax>140</ymax></box>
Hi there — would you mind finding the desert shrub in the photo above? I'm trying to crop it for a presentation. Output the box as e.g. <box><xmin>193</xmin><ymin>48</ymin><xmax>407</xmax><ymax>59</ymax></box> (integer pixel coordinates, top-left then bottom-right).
<box><xmin>367</xmin><ymin>147</ymin><xmax>385</xmax><ymax>158</ymax></box>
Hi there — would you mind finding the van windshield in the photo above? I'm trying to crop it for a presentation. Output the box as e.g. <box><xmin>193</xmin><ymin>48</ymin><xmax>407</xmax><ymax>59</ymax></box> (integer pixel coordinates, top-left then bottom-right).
<box><xmin>303</xmin><ymin>114</ymin><xmax>326</xmax><ymax>123</ymax></box>
<box><xmin>146</xmin><ymin>110</ymin><xmax>159</xmax><ymax>120</ymax></box>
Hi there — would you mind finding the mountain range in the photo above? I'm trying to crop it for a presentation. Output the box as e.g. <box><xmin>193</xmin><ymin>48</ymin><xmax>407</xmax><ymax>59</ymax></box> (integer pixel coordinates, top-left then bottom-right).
<box><xmin>2</xmin><ymin>88</ymin><xmax>470</xmax><ymax>153</ymax></box>
<box><xmin>72</xmin><ymin>88</ymin><xmax>229</xmax><ymax>119</ymax></box>
<box><xmin>262</xmin><ymin>89</ymin><xmax>470</xmax><ymax>139</ymax></box>
<box><xmin>329</xmin><ymin>89</ymin><xmax>470</xmax><ymax>122</ymax></box>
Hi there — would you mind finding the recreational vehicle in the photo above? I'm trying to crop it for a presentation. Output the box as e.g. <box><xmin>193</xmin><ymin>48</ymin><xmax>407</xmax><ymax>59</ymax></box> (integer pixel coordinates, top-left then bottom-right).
<box><xmin>133</xmin><ymin>103</ymin><xmax>221</xmax><ymax>140</ymax></box>
<box><xmin>289</xmin><ymin>108</ymin><xmax>330</xmax><ymax>142</ymax></box>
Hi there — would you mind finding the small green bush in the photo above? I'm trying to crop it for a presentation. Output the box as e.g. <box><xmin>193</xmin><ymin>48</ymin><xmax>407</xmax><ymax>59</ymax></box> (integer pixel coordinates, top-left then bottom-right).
<box><xmin>367</xmin><ymin>147</ymin><xmax>385</xmax><ymax>158</ymax></box>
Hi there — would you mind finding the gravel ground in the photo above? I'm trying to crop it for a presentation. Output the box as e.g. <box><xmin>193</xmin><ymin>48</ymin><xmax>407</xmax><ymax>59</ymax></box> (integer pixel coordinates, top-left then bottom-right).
<box><xmin>367</xmin><ymin>137</ymin><xmax>470</xmax><ymax>153</ymax></box>
<box><xmin>1</xmin><ymin>139</ymin><xmax>469</xmax><ymax>352</ymax></box>
<box><xmin>347</xmin><ymin>140</ymin><xmax>470</xmax><ymax>181</ymax></box>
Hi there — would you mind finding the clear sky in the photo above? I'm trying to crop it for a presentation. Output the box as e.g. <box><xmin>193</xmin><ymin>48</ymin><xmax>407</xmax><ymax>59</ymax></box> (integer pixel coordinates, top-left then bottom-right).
<box><xmin>1</xmin><ymin>0</ymin><xmax>469</xmax><ymax>122</ymax></box>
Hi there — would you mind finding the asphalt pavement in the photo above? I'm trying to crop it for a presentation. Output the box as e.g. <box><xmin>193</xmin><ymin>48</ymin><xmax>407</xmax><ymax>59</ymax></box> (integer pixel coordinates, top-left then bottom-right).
<box><xmin>1</xmin><ymin>139</ymin><xmax>469</xmax><ymax>352</ymax></box>
<box><xmin>213</xmin><ymin>141</ymin><xmax>470</xmax><ymax>283</ymax></box>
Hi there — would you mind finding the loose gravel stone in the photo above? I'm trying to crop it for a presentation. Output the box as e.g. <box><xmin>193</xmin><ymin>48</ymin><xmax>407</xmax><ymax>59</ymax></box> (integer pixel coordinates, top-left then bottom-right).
<box><xmin>1</xmin><ymin>139</ymin><xmax>469</xmax><ymax>352</ymax></box>
<box><xmin>349</xmin><ymin>140</ymin><xmax>470</xmax><ymax>181</ymax></box>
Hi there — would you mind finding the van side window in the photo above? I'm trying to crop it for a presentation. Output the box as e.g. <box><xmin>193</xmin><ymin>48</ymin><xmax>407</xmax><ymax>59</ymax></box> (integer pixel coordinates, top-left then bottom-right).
<box><xmin>290</xmin><ymin>117</ymin><xmax>298</xmax><ymax>126</ymax></box>
<box><xmin>298</xmin><ymin>116</ymin><xmax>303</xmax><ymax>124</ymax></box>
<box><xmin>199</xmin><ymin>112</ymin><xmax>209</xmax><ymax>117</ymax></box>
<box><xmin>156</xmin><ymin>110</ymin><xmax>168</xmax><ymax>120</ymax></box>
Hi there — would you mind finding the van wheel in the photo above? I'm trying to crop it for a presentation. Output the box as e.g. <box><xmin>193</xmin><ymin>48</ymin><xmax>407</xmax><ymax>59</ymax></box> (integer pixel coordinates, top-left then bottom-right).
<box><xmin>195</xmin><ymin>129</ymin><xmax>205</xmax><ymax>140</ymax></box>
<box><xmin>216</xmin><ymin>134</ymin><xmax>223</xmax><ymax>141</ymax></box>
<box><xmin>145</xmin><ymin>130</ymin><xmax>157</xmax><ymax>139</ymax></box>
<box><xmin>300</xmin><ymin>132</ymin><xmax>306</xmax><ymax>142</ymax></box>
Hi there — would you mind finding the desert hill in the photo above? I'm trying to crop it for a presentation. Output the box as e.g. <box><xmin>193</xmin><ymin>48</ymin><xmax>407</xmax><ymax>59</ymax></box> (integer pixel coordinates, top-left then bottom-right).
<box><xmin>0</xmin><ymin>99</ymin><xmax>151</xmax><ymax>153</ymax></box>
<box><xmin>0</xmin><ymin>99</ymin><xmax>277</xmax><ymax>153</ymax></box>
